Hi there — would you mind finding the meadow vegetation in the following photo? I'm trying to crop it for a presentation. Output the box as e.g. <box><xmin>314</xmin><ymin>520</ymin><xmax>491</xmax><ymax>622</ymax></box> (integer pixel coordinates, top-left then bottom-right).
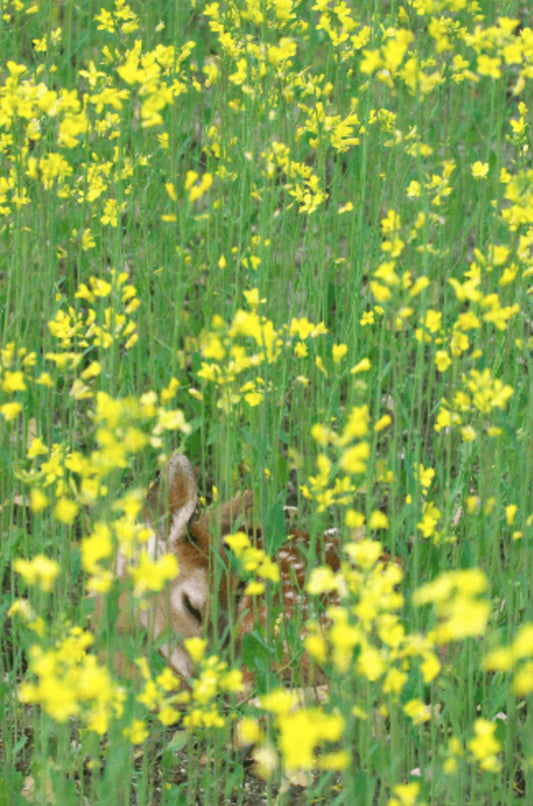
<box><xmin>1</xmin><ymin>0</ymin><xmax>533</xmax><ymax>803</ymax></box>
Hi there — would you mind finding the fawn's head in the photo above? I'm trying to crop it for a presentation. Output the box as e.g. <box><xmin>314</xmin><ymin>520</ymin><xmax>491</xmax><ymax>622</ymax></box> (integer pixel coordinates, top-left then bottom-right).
<box><xmin>142</xmin><ymin>453</ymin><xmax>253</xmax><ymax>678</ymax></box>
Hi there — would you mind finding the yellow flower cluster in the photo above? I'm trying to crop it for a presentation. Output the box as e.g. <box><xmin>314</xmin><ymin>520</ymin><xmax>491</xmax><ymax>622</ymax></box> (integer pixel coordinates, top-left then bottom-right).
<box><xmin>195</xmin><ymin>291</ymin><xmax>329</xmax><ymax>412</ymax></box>
<box><xmin>302</xmin><ymin>404</ymin><xmax>371</xmax><ymax>513</ymax></box>
<box><xmin>49</xmin><ymin>270</ymin><xmax>139</xmax><ymax>354</ymax></box>
<box><xmin>484</xmin><ymin>623</ymin><xmax>533</xmax><ymax>696</ymax></box>
<box><xmin>17</xmin><ymin>627</ymin><xmax>124</xmax><ymax>735</ymax></box>
<box><xmin>19</xmin><ymin>387</ymin><xmax>189</xmax><ymax>525</ymax></box>
<box><xmin>130</xmin><ymin>658</ymin><xmax>183</xmax><ymax>730</ymax></box>
<box><xmin>180</xmin><ymin>639</ymin><xmax>244</xmax><ymax>730</ymax></box>
<box><xmin>224</xmin><ymin>531</ymin><xmax>280</xmax><ymax>595</ymax></box>
<box><xmin>306</xmin><ymin>539</ymin><xmax>441</xmax><ymax>696</ymax></box>
<box><xmin>435</xmin><ymin>367</ymin><xmax>513</xmax><ymax>440</ymax></box>
<box><xmin>13</xmin><ymin>554</ymin><xmax>60</xmax><ymax>592</ymax></box>
<box><xmin>242</xmin><ymin>689</ymin><xmax>346</xmax><ymax>776</ymax></box>
<box><xmin>467</xmin><ymin>718</ymin><xmax>502</xmax><ymax>773</ymax></box>
<box><xmin>1</xmin><ymin>271</ymin><xmax>142</xmax><ymax>422</ymax></box>
<box><xmin>413</xmin><ymin>568</ymin><xmax>490</xmax><ymax>644</ymax></box>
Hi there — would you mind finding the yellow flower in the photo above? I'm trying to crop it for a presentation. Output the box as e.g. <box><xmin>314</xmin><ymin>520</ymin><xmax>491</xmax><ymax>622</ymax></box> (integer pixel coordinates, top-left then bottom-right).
<box><xmin>338</xmin><ymin>202</ymin><xmax>353</xmax><ymax>214</ymax></box>
<box><xmin>511</xmin><ymin>623</ymin><xmax>533</xmax><ymax>660</ymax></box>
<box><xmin>420</xmin><ymin>651</ymin><xmax>441</xmax><ymax>683</ymax></box>
<box><xmin>339</xmin><ymin>442</ymin><xmax>370</xmax><ymax>474</ymax></box>
<box><xmin>468</xmin><ymin>718</ymin><xmax>501</xmax><ymax>772</ymax></box>
<box><xmin>477</xmin><ymin>55</ymin><xmax>501</xmax><ymax>80</ymax></box>
<box><xmin>0</xmin><ymin>401</ymin><xmax>22</xmax><ymax>421</ymax></box>
<box><xmin>187</xmin><ymin>171</ymin><xmax>213</xmax><ymax>202</ymax></box>
<box><xmin>156</xmin><ymin>668</ymin><xmax>179</xmax><ymax>692</ymax></box>
<box><xmin>388</xmin><ymin>782</ymin><xmax>420</xmax><ymax>806</ymax></box>
<box><xmin>243</xmin><ymin>288</ymin><xmax>265</xmax><ymax>309</ymax></box>
<box><xmin>289</xmin><ymin>317</ymin><xmax>315</xmax><ymax>339</ymax></box>
<box><xmin>356</xmin><ymin>645</ymin><xmax>386</xmax><ymax>681</ymax></box>
<box><xmin>184</xmin><ymin>637</ymin><xmax>207</xmax><ymax>664</ymax></box>
<box><xmin>345</xmin><ymin>539</ymin><xmax>382</xmax><ymax>570</ymax></box>
<box><xmin>418</xmin><ymin>464</ymin><xmax>435</xmax><ymax>490</ymax></box>
<box><xmin>417</xmin><ymin>501</ymin><xmax>441</xmax><ymax>539</ymax></box>
<box><xmin>258</xmin><ymin>556</ymin><xmax>280</xmax><ymax>582</ymax></box>
<box><xmin>414</xmin><ymin>568</ymin><xmax>490</xmax><ymax>642</ymax></box>
<box><xmin>514</xmin><ymin>660</ymin><xmax>533</xmax><ymax>695</ymax></box>
<box><xmin>136</xmin><ymin>679</ymin><xmax>159</xmax><ymax>709</ymax></box>
<box><xmin>310</xmin><ymin>423</ymin><xmax>335</xmax><ymax>446</ymax></box>
<box><xmin>244</xmin><ymin>580</ymin><xmax>265</xmax><ymax>595</ymax></box>
<box><xmin>435</xmin><ymin>350</ymin><xmax>451</xmax><ymax>372</ymax></box>
<box><xmin>245</xmin><ymin>391</ymin><xmax>263</xmax><ymax>407</ymax></box>
<box><xmin>260</xmin><ymin>688</ymin><xmax>301</xmax><ymax>715</ymax></box>
<box><xmin>155</xmin><ymin>408</ymin><xmax>190</xmax><ymax>433</ymax></box>
<box><xmin>383</xmin><ymin>667</ymin><xmax>408</xmax><ymax>695</ymax></box>
<box><xmin>360</xmin><ymin>48</ymin><xmax>381</xmax><ymax>74</ymax></box>
<box><xmin>304</xmin><ymin>632</ymin><xmax>328</xmax><ymax>664</ymax></box>
<box><xmin>224</xmin><ymin>531</ymin><xmax>250</xmax><ymax>556</ymax></box>
<box><xmin>461</xmin><ymin>425</ymin><xmax>476</xmax><ymax>442</ymax></box>
<box><xmin>94</xmin><ymin>8</ymin><xmax>115</xmax><ymax>32</ymax></box>
<box><xmin>2</xmin><ymin>369</ymin><xmax>26</xmax><ymax>392</ymax></box>
<box><xmin>54</xmin><ymin>497</ymin><xmax>79</xmax><ymax>525</ymax></box>
<box><xmin>360</xmin><ymin>311</ymin><xmax>374</xmax><ymax>326</ymax></box>
<box><xmin>471</xmin><ymin>160</ymin><xmax>489</xmax><ymax>179</ymax></box>
<box><xmin>345</xmin><ymin>509</ymin><xmax>365</xmax><ymax>529</ymax></box>
<box><xmin>332</xmin><ymin>343</ymin><xmax>348</xmax><ymax>363</ymax></box>
<box><xmin>414</xmin><ymin>568</ymin><xmax>487</xmax><ymax>606</ymax></box>
<box><xmin>315</xmin><ymin>355</ymin><xmax>327</xmax><ymax>375</ymax></box>
<box><xmin>370</xmin><ymin>281</ymin><xmax>391</xmax><ymax>302</ymax></box>
<box><xmin>350</xmin><ymin>357</ymin><xmax>371</xmax><ymax>374</ymax></box>
<box><xmin>328</xmin><ymin>612</ymin><xmax>363</xmax><ymax>673</ymax></box>
<box><xmin>30</xmin><ymin>489</ymin><xmax>49</xmax><ymax>513</ymax></box>
<box><xmin>307</xmin><ymin>565</ymin><xmax>338</xmax><ymax>595</ymax></box>
<box><xmin>165</xmin><ymin>181</ymin><xmax>177</xmax><ymax>201</ymax></box>
<box><xmin>81</xmin><ymin>523</ymin><xmax>113</xmax><ymax>574</ymax></box>
<box><xmin>27</xmin><ymin>437</ymin><xmax>48</xmax><ymax>458</ymax></box>
<box><xmin>341</xmin><ymin>405</ymin><xmax>369</xmax><ymax>440</ymax></box>
<box><xmin>123</xmin><ymin>719</ymin><xmax>149</xmax><ymax>745</ymax></box>
<box><xmin>220</xmin><ymin>668</ymin><xmax>244</xmax><ymax>693</ymax></box>
<box><xmin>36</xmin><ymin>372</ymin><xmax>54</xmax><ymax>388</ymax></box>
<box><xmin>14</xmin><ymin>555</ymin><xmax>60</xmax><ymax>592</ymax></box>
<box><xmin>505</xmin><ymin>504</ymin><xmax>517</xmax><ymax>526</ymax></box>
<box><xmin>237</xmin><ymin>717</ymin><xmax>263</xmax><ymax>746</ymax></box>
<box><xmin>403</xmin><ymin>699</ymin><xmax>431</xmax><ymax>724</ymax></box>
<box><xmin>277</xmin><ymin>708</ymin><xmax>344</xmax><ymax>771</ymax></box>
<box><xmin>374</xmin><ymin>414</ymin><xmax>391</xmax><ymax>432</ymax></box>
<box><xmin>130</xmin><ymin>552</ymin><xmax>178</xmax><ymax>595</ymax></box>
<box><xmin>158</xmin><ymin>705</ymin><xmax>180</xmax><ymax>726</ymax></box>
<box><xmin>80</xmin><ymin>361</ymin><xmax>101</xmax><ymax>380</ymax></box>
<box><xmin>368</xmin><ymin>510</ymin><xmax>389</xmax><ymax>530</ymax></box>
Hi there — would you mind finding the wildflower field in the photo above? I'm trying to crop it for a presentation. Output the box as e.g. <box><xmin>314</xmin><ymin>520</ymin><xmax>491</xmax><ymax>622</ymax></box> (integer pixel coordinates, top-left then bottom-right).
<box><xmin>1</xmin><ymin>0</ymin><xmax>533</xmax><ymax>803</ymax></box>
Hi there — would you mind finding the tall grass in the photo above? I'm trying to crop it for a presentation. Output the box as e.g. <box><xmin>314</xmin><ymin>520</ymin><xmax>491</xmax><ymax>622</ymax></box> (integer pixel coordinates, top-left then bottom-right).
<box><xmin>1</xmin><ymin>0</ymin><xmax>533</xmax><ymax>803</ymax></box>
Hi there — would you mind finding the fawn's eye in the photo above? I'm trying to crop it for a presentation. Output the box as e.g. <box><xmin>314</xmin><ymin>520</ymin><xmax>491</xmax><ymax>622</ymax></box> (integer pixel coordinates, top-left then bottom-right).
<box><xmin>183</xmin><ymin>593</ymin><xmax>203</xmax><ymax>625</ymax></box>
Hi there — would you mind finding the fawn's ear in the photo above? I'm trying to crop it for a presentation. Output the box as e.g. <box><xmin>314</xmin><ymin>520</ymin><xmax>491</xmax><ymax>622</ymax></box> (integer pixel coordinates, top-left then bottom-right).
<box><xmin>218</xmin><ymin>490</ymin><xmax>255</xmax><ymax>534</ymax></box>
<box><xmin>147</xmin><ymin>453</ymin><xmax>198</xmax><ymax>550</ymax></box>
<box><xmin>166</xmin><ymin>453</ymin><xmax>198</xmax><ymax>549</ymax></box>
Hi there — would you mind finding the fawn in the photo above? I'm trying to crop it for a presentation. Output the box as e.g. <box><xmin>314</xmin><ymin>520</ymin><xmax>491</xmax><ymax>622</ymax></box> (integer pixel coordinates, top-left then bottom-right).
<box><xmin>105</xmin><ymin>453</ymin><xmax>342</xmax><ymax>687</ymax></box>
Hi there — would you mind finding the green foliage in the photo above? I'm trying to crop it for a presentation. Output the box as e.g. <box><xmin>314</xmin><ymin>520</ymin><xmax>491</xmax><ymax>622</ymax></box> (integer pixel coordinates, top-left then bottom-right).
<box><xmin>1</xmin><ymin>0</ymin><xmax>533</xmax><ymax>803</ymax></box>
